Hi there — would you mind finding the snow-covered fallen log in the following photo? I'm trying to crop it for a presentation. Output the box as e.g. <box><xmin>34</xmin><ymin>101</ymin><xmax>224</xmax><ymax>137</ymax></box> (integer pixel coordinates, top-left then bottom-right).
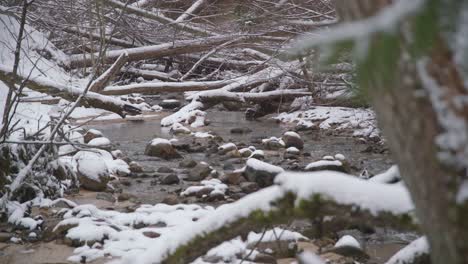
<box><xmin>197</xmin><ymin>89</ymin><xmax>311</xmax><ymax>104</ymax></box>
<box><xmin>68</xmin><ymin>35</ymin><xmax>263</xmax><ymax>68</ymax></box>
<box><xmin>0</xmin><ymin>66</ymin><xmax>141</xmax><ymax>117</ymax></box>
<box><xmin>120</xmin><ymin>171</ymin><xmax>415</xmax><ymax>263</ymax></box>
<box><xmin>102</xmin><ymin>79</ymin><xmax>231</xmax><ymax>95</ymax></box>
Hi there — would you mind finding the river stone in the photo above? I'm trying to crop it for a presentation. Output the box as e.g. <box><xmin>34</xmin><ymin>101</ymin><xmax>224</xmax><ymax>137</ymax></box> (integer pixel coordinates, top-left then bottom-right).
<box><xmin>220</xmin><ymin>171</ymin><xmax>244</xmax><ymax>185</ymax></box>
<box><xmin>262</xmin><ymin>137</ymin><xmax>285</xmax><ymax>150</ymax></box>
<box><xmin>157</xmin><ymin>166</ymin><xmax>174</xmax><ymax>173</ymax></box>
<box><xmin>159</xmin><ymin>99</ymin><xmax>181</xmax><ymax>109</ymax></box>
<box><xmin>162</xmin><ymin>194</ymin><xmax>179</xmax><ymax>205</ymax></box>
<box><xmin>179</xmin><ymin>159</ymin><xmax>197</xmax><ymax>168</ymax></box>
<box><xmin>96</xmin><ymin>192</ymin><xmax>115</xmax><ymax>203</ymax></box>
<box><xmin>0</xmin><ymin>232</ymin><xmax>12</xmax><ymax>242</ymax></box>
<box><xmin>244</xmin><ymin>158</ymin><xmax>284</xmax><ymax>187</ymax></box>
<box><xmin>187</xmin><ymin>163</ymin><xmax>211</xmax><ymax>181</ymax></box>
<box><xmin>145</xmin><ymin>138</ymin><xmax>181</xmax><ymax>159</ymax></box>
<box><xmin>77</xmin><ymin>158</ymin><xmax>109</xmax><ymax>192</ymax></box>
<box><xmin>240</xmin><ymin>181</ymin><xmax>259</xmax><ymax>193</ymax></box>
<box><xmin>218</xmin><ymin>143</ymin><xmax>237</xmax><ymax>155</ymax></box>
<box><xmin>83</xmin><ymin>129</ymin><xmax>103</xmax><ymax>143</ymax></box>
<box><xmin>143</xmin><ymin>231</ymin><xmax>161</xmax><ymax>238</ymax></box>
<box><xmin>160</xmin><ymin>174</ymin><xmax>180</xmax><ymax>185</ymax></box>
<box><xmin>118</xmin><ymin>192</ymin><xmax>134</xmax><ymax>201</ymax></box>
<box><xmin>225</xmin><ymin>149</ymin><xmax>241</xmax><ymax>158</ymax></box>
<box><xmin>253</xmin><ymin>253</ymin><xmax>277</xmax><ymax>263</ymax></box>
<box><xmin>129</xmin><ymin>161</ymin><xmax>144</xmax><ymax>173</ymax></box>
<box><xmin>230</xmin><ymin>127</ymin><xmax>253</xmax><ymax>134</ymax></box>
<box><xmin>282</xmin><ymin>131</ymin><xmax>304</xmax><ymax>149</ymax></box>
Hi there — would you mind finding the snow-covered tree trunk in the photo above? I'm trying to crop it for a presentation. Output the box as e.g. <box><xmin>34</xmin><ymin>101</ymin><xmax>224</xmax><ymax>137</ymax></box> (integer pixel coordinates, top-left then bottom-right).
<box><xmin>334</xmin><ymin>1</ymin><xmax>468</xmax><ymax>263</ymax></box>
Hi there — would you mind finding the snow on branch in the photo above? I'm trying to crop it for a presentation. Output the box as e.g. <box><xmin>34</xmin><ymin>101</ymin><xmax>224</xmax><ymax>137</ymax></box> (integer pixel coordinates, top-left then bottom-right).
<box><xmin>117</xmin><ymin>171</ymin><xmax>415</xmax><ymax>263</ymax></box>
<box><xmin>290</xmin><ymin>0</ymin><xmax>425</xmax><ymax>55</ymax></box>
<box><xmin>385</xmin><ymin>237</ymin><xmax>429</xmax><ymax>264</ymax></box>
<box><xmin>67</xmin><ymin>35</ymin><xmax>263</xmax><ymax>68</ymax></box>
<box><xmin>0</xmin><ymin>65</ymin><xmax>141</xmax><ymax>117</ymax></box>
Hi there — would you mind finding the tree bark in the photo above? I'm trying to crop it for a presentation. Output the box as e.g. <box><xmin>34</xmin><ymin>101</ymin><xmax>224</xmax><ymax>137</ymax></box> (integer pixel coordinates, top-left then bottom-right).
<box><xmin>334</xmin><ymin>1</ymin><xmax>468</xmax><ymax>263</ymax></box>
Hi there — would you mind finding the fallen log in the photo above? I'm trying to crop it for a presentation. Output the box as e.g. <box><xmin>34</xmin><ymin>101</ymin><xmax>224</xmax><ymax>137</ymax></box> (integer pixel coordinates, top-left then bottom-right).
<box><xmin>68</xmin><ymin>35</ymin><xmax>263</xmax><ymax>69</ymax></box>
<box><xmin>102</xmin><ymin>79</ymin><xmax>231</xmax><ymax>95</ymax></box>
<box><xmin>0</xmin><ymin>66</ymin><xmax>141</xmax><ymax>117</ymax></box>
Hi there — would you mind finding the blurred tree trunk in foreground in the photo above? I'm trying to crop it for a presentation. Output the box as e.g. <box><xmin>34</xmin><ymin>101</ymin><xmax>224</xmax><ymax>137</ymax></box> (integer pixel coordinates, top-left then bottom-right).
<box><xmin>334</xmin><ymin>0</ymin><xmax>468</xmax><ymax>263</ymax></box>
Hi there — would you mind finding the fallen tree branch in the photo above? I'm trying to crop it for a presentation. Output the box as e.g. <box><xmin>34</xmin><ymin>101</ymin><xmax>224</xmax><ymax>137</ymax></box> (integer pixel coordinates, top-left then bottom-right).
<box><xmin>102</xmin><ymin>79</ymin><xmax>231</xmax><ymax>95</ymax></box>
<box><xmin>0</xmin><ymin>66</ymin><xmax>141</xmax><ymax>117</ymax></box>
<box><xmin>198</xmin><ymin>89</ymin><xmax>312</xmax><ymax>104</ymax></box>
<box><xmin>62</xmin><ymin>26</ymin><xmax>138</xmax><ymax>48</ymax></box>
<box><xmin>68</xmin><ymin>35</ymin><xmax>263</xmax><ymax>68</ymax></box>
<box><xmin>123</xmin><ymin>67</ymin><xmax>179</xmax><ymax>82</ymax></box>
<box><xmin>127</xmin><ymin>171</ymin><xmax>416</xmax><ymax>263</ymax></box>
<box><xmin>385</xmin><ymin>237</ymin><xmax>430</xmax><ymax>264</ymax></box>
<box><xmin>175</xmin><ymin>0</ymin><xmax>206</xmax><ymax>23</ymax></box>
<box><xmin>89</xmin><ymin>52</ymin><xmax>129</xmax><ymax>93</ymax></box>
<box><xmin>103</xmin><ymin>0</ymin><xmax>215</xmax><ymax>36</ymax></box>
<box><xmin>180</xmin><ymin>39</ymin><xmax>238</xmax><ymax>81</ymax></box>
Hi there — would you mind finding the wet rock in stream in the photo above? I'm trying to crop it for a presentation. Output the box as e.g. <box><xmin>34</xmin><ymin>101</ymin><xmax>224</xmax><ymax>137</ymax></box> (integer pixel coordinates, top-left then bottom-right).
<box><xmin>145</xmin><ymin>138</ymin><xmax>181</xmax><ymax>159</ymax></box>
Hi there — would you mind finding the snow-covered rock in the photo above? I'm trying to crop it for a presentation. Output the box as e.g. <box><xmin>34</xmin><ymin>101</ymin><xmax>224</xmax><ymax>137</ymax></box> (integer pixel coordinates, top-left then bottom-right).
<box><xmin>331</xmin><ymin>235</ymin><xmax>368</xmax><ymax>260</ymax></box>
<box><xmin>145</xmin><ymin>138</ymin><xmax>181</xmax><ymax>159</ymax></box>
<box><xmin>244</xmin><ymin>158</ymin><xmax>284</xmax><ymax>187</ymax></box>
<box><xmin>87</xmin><ymin>137</ymin><xmax>111</xmax><ymax>150</ymax></box>
<box><xmin>218</xmin><ymin>143</ymin><xmax>237</xmax><ymax>155</ymax></box>
<box><xmin>76</xmin><ymin>156</ymin><xmax>109</xmax><ymax>192</ymax></box>
<box><xmin>249</xmin><ymin>149</ymin><xmax>265</xmax><ymax>160</ymax></box>
<box><xmin>334</xmin><ymin>235</ymin><xmax>361</xmax><ymax>249</ymax></box>
<box><xmin>334</xmin><ymin>153</ymin><xmax>346</xmax><ymax>161</ymax></box>
<box><xmin>262</xmin><ymin>137</ymin><xmax>285</xmax><ymax>150</ymax></box>
<box><xmin>83</xmin><ymin>129</ymin><xmax>103</xmax><ymax>143</ymax></box>
<box><xmin>286</xmin><ymin>147</ymin><xmax>301</xmax><ymax>155</ymax></box>
<box><xmin>282</xmin><ymin>131</ymin><xmax>304</xmax><ymax>149</ymax></box>
<box><xmin>239</xmin><ymin>147</ymin><xmax>254</xmax><ymax>158</ymax></box>
<box><xmin>73</xmin><ymin>149</ymin><xmax>129</xmax><ymax>178</ymax></box>
<box><xmin>305</xmin><ymin>160</ymin><xmax>347</xmax><ymax>172</ymax></box>
<box><xmin>170</xmin><ymin>122</ymin><xmax>191</xmax><ymax>135</ymax></box>
<box><xmin>181</xmin><ymin>179</ymin><xmax>227</xmax><ymax>201</ymax></box>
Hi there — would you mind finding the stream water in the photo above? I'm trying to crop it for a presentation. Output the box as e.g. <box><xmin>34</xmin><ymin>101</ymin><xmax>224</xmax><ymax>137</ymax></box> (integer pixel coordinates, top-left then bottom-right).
<box><xmin>84</xmin><ymin>110</ymin><xmax>412</xmax><ymax>263</ymax></box>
